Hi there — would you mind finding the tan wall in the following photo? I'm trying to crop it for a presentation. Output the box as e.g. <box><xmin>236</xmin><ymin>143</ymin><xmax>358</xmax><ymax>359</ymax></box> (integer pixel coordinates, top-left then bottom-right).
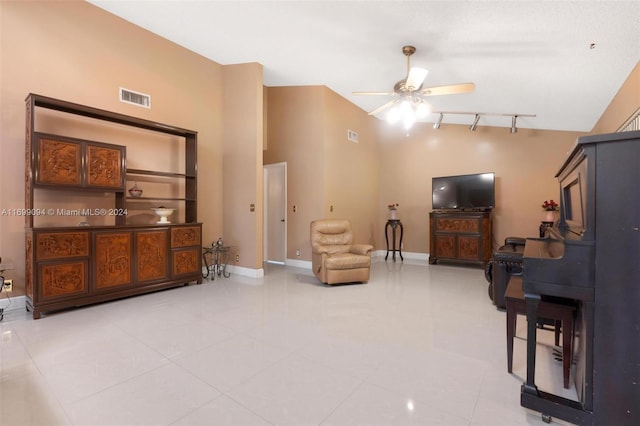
<box><xmin>377</xmin><ymin>123</ymin><xmax>584</xmax><ymax>253</ymax></box>
<box><xmin>264</xmin><ymin>86</ymin><xmax>325</xmax><ymax>260</ymax></box>
<box><xmin>0</xmin><ymin>0</ymin><xmax>224</xmax><ymax>296</ymax></box>
<box><xmin>322</xmin><ymin>89</ymin><xmax>380</xmax><ymax>247</ymax></box>
<box><xmin>591</xmin><ymin>61</ymin><xmax>640</xmax><ymax>134</ymax></box>
<box><xmin>222</xmin><ymin>63</ymin><xmax>264</xmax><ymax>270</ymax></box>
<box><xmin>265</xmin><ymin>86</ymin><xmax>379</xmax><ymax>260</ymax></box>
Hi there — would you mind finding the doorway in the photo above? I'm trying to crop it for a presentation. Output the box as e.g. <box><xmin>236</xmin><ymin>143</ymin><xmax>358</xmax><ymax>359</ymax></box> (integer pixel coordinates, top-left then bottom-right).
<box><xmin>263</xmin><ymin>162</ymin><xmax>287</xmax><ymax>264</ymax></box>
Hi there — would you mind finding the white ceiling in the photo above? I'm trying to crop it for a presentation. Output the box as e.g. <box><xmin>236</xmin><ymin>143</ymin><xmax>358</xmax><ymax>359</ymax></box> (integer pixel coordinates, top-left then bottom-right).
<box><xmin>87</xmin><ymin>0</ymin><xmax>640</xmax><ymax>132</ymax></box>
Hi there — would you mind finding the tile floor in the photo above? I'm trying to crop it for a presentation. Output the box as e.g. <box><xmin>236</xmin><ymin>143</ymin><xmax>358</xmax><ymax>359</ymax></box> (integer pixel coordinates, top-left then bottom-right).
<box><xmin>1</xmin><ymin>260</ymin><xmax>576</xmax><ymax>425</ymax></box>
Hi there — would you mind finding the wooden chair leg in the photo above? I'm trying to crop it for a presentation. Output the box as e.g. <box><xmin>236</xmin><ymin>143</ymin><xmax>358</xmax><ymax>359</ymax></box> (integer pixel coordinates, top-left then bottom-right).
<box><xmin>554</xmin><ymin>319</ymin><xmax>561</xmax><ymax>346</ymax></box>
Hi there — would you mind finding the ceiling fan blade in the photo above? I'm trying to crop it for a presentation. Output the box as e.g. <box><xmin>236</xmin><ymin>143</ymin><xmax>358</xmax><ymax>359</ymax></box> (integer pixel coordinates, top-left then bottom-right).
<box><xmin>421</xmin><ymin>82</ymin><xmax>475</xmax><ymax>96</ymax></box>
<box><xmin>368</xmin><ymin>98</ymin><xmax>399</xmax><ymax>116</ymax></box>
<box><xmin>353</xmin><ymin>91</ymin><xmax>396</xmax><ymax>96</ymax></box>
<box><xmin>406</xmin><ymin>67</ymin><xmax>428</xmax><ymax>90</ymax></box>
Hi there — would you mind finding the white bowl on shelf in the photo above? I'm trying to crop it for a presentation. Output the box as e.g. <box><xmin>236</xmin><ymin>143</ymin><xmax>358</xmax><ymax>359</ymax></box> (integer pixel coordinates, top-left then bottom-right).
<box><xmin>151</xmin><ymin>207</ymin><xmax>175</xmax><ymax>224</ymax></box>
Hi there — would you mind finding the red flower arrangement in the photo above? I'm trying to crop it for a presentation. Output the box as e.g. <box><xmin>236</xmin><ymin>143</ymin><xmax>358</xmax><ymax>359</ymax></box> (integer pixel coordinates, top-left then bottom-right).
<box><xmin>388</xmin><ymin>203</ymin><xmax>399</xmax><ymax>210</ymax></box>
<box><xmin>542</xmin><ymin>200</ymin><xmax>559</xmax><ymax>211</ymax></box>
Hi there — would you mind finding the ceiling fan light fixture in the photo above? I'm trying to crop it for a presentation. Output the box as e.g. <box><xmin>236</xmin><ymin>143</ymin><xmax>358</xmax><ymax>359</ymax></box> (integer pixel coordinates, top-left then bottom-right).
<box><xmin>386</xmin><ymin>105</ymin><xmax>401</xmax><ymax>124</ymax></box>
<box><xmin>403</xmin><ymin>114</ymin><xmax>416</xmax><ymax>130</ymax></box>
<box><xmin>415</xmin><ymin>101</ymin><xmax>430</xmax><ymax>119</ymax></box>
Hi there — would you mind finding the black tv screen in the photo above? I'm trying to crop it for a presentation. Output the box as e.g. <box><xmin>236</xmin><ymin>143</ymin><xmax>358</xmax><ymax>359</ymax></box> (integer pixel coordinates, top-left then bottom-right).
<box><xmin>432</xmin><ymin>172</ymin><xmax>495</xmax><ymax>210</ymax></box>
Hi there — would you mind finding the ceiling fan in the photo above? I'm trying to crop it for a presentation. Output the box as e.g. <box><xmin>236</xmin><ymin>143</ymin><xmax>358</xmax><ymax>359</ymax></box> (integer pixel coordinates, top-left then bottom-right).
<box><xmin>353</xmin><ymin>45</ymin><xmax>475</xmax><ymax>120</ymax></box>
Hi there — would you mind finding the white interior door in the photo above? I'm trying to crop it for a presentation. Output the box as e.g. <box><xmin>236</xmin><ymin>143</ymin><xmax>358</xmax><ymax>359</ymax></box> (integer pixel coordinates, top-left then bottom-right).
<box><xmin>263</xmin><ymin>163</ymin><xmax>286</xmax><ymax>264</ymax></box>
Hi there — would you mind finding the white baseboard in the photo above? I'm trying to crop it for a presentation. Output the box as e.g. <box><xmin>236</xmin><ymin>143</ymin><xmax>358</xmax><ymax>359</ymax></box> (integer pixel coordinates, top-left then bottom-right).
<box><xmin>0</xmin><ymin>295</ymin><xmax>26</xmax><ymax>312</ymax></box>
<box><xmin>285</xmin><ymin>258</ymin><xmax>312</xmax><ymax>269</ymax></box>
<box><xmin>225</xmin><ymin>265</ymin><xmax>264</xmax><ymax>278</ymax></box>
<box><xmin>372</xmin><ymin>250</ymin><xmax>429</xmax><ymax>262</ymax></box>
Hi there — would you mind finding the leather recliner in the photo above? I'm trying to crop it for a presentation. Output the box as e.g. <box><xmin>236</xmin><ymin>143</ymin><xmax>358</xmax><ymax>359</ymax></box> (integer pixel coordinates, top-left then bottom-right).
<box><xmin>485</xmin><ymin>236</ymin><xmax>526</xmax><ymax>310</ymax></box>
<box><xmin>310</xmin><ymin>219</ymin><xmax>373</xmax><ymax>285</ymax></box>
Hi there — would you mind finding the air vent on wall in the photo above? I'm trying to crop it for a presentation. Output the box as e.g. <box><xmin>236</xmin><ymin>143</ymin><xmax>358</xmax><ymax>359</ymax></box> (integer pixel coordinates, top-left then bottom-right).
<box><xmin>347</xmin><ymin>129</ymin><xmax>359</xmax><ymax>143</ymax></box>
<box><xmin>119</xmin><ymin>87</ymin><xmax>151</xmax><ymax>108</ymax></box>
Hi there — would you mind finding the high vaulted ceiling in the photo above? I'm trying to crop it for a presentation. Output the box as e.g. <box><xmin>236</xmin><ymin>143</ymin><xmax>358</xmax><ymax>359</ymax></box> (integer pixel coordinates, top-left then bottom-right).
<box><xmin>87</xmin><ymin>0</ymin><xmax>640</xmax><ymax>132</ymax></box>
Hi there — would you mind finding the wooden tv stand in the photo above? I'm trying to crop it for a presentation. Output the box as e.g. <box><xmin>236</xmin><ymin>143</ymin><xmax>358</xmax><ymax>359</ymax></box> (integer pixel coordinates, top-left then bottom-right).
<box><xmin>429</xmin><ymin>210</ymin><xmax>492</xmax><ymax>266</ymax></box>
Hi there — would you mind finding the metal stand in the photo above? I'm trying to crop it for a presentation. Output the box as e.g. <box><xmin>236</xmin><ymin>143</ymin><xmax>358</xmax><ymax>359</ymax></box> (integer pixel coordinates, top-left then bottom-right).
<box><xmin>202</xmin><ymin>245</ymin><xmax>231</xmax><ymax>279</ymax></box>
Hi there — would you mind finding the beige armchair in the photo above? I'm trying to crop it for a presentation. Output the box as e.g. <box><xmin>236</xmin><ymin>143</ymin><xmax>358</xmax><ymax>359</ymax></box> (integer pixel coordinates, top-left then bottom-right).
<box><xmin>310</xmin><ymin>219</ymin><xmax>373</xmax><ymax>285</ymax></box>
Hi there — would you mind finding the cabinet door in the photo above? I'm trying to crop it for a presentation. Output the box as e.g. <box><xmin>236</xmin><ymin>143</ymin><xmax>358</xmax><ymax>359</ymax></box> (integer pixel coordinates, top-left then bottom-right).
<box><xmin>135</xmin><ymin>230</ymin><xmax>169</xmax><ymax>283</ymax></box>
<box><xmin>38</xmin><ymin>260</ymin><xmax>88</xmax><ymax>302</ymax></box>
<box><xmin>86</xmin><ymin>143</ymin><xmax>124</xmax><ymax>189</ymax></box>
<box><xmin>95</xmin><ymin>232</ymin><xmax>132</xmax><ymax>290</ymax></box>
<box><xmin>458</xmin><ymin>236</ymin><xmax>481</xmax><ymax>260</ymax></box>
<box><xmin>172</xmin><ymin>247</ymin><xmax>200</xmax><ymax>278</ymax></box>
<box><xmin>435</xmin><ymin>235</ymin><xmax>456</xmax><ymax>258</ymax></box>
<box><xmin>36</xmin><ymin>138</ymin><xmax>82</xmax><ymax>186</ymax></box>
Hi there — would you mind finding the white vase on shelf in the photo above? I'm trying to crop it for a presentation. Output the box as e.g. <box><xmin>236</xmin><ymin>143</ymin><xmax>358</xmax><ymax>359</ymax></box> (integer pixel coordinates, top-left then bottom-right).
<box><xmin>390</xmin><ymin>209</ymin><xmax>397</xmax><ymax>220</ymax></box>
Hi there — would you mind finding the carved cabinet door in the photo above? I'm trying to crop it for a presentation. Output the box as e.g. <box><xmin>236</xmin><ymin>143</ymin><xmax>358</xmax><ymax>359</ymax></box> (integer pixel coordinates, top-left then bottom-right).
<box><xmin>36</xmin><ymin>137</ymin><xmax>82</xmax><ymax>186</ymax></box>
<box><xmin>135</xmin><ymin>229</ymin><xmax>169</xmax><ymax>283</ymax></box>
<box><xmin>38</xmin><ymin>260</ymin><xmax>89</xmax><ymax>302</ymax></box>
<box><xmin>94</xmin><ymin>231</ymin><xmax>132</xmax><ymax>290</ymax></box>
<box><xmin>171</xmin><ymin>248</ymin><xmax>200</xmax><ymax>278</ymax></box>
<box><xmin>86</xmin><ymin>143</ymin><xmax>124</xmax><ymax>189</ymax></box>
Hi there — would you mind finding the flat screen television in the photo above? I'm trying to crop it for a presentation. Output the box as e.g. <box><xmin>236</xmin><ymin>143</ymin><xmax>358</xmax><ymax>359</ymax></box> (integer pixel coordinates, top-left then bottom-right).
<box><xmin>432</xmin><ymin>172</ymin><xmax>495</xmax><ymax>211</ymax></box>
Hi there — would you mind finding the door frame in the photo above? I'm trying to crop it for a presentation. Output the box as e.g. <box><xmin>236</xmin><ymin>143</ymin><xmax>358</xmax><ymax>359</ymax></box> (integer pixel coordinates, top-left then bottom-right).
<box><xmin>263</xmin><ymin>162</ymin><xmax>287</xmax><ymax>264</ymax></box>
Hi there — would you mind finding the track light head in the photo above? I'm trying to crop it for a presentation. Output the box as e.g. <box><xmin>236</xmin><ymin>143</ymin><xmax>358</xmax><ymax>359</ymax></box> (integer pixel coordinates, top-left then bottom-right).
<box><xmin>434</xmin><ymin>113</ymin><xmax>444</xmax><ymax>129</ymax></box>
<box><xmin>470</xmin><ymin>114</ymin><xmax>480</xmax><ymax>131</ymax></box>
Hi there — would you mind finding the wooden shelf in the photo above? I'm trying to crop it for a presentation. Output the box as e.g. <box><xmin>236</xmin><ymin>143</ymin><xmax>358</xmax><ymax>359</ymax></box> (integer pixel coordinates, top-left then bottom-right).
<box><xmin>127</xmin><ymin>168</ymin><xmax>194</xmax><ymax>179</ymax></box>
<box><xmin>126</xmin><ymin>196</ymin><xmax>196</xmax><ymax>202</ymax></box>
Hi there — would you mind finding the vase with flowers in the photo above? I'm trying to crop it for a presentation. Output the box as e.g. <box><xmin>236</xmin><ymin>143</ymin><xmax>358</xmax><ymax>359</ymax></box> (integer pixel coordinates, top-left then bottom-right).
<box><xmin>542</xmin><ymin>199</ymin><xmax>559</xmax><ymax>222</ymax></box>
<box><xmin>388</xmin><ymin>203</ymin><xmax>399</xmax><ymax>220</ymax></box>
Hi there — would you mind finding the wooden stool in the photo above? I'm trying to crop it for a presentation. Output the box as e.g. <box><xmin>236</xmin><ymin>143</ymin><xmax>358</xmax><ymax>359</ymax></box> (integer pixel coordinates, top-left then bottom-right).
<box><xmin>505</xmin><ymin>276</ymin><xmax>576</xmax><ymax>389</ymax></box>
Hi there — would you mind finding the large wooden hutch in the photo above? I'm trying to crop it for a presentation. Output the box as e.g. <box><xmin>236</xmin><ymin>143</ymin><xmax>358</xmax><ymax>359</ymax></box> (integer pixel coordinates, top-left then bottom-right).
<box><xmin>24</xmin><ymin>94</ymin><xmax>202</xmax><ymax>319</ymax></box>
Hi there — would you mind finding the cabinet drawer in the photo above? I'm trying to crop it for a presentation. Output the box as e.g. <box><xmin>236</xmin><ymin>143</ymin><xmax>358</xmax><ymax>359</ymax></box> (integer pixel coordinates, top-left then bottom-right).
<box><xmin>36</xmin><ymin>232</ymin><xmax>90</xmax><ymax>260</ymax></box>
<box><xmin>436</xmin><ymin>218</ymin><xmax>480</xmax><ymax>233</ymax></box>
<box><xmin>171</xmin><ymin>226</ymin><xmax>201</xmax><ymax>248</ymax></box>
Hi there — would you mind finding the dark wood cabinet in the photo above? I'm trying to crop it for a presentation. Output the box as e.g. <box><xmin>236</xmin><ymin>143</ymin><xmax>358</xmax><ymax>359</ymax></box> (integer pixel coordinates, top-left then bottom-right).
<box><xmin>26</xmin><ymin>224</ymin><xmax>201</xmax><ymax>319</ymax></box>
<box><xmin>429</xmin><ymin>211</ymin><xmax>492</xmax><ymax>266</ymax></box>
<box><xmin>24</xmin><ymin>94</ymin><xmax>201</xmax><ymax>319</ymax></box>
